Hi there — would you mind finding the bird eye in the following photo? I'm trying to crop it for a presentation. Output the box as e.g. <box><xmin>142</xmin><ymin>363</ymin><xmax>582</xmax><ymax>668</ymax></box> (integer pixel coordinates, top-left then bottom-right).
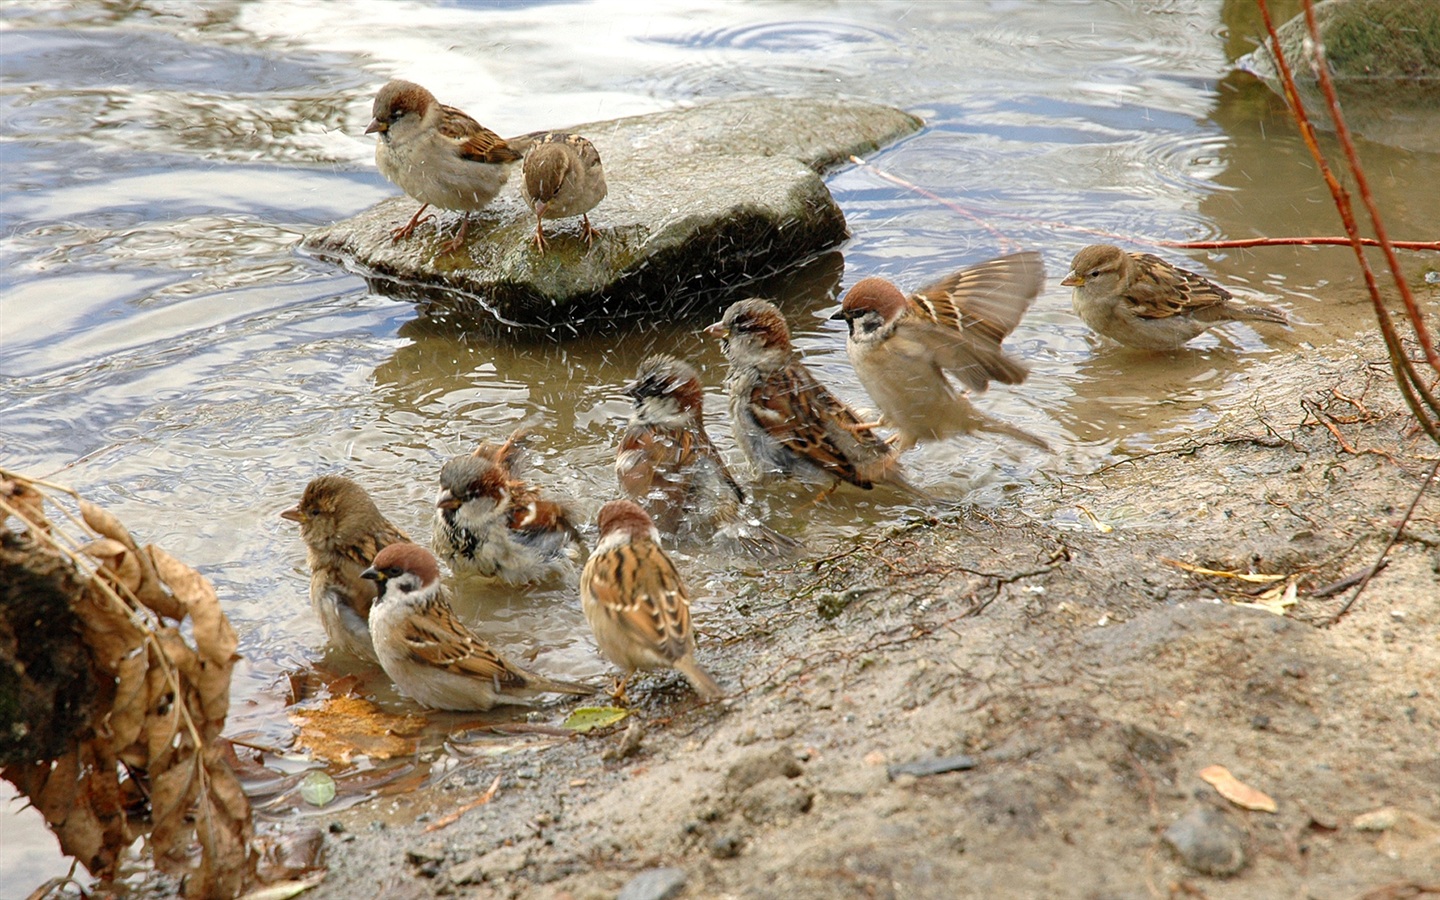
<box><xmin>384</xmin><ymin>566</ymin><xmax>403</xmax><ymax>578</ymax></box>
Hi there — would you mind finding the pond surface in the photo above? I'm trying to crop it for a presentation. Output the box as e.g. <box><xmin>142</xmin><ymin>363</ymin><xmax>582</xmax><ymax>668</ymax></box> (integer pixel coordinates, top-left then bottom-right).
<box><xmin>2</xmin><ymin>0</ymin><xmax>1436</xmax><ymax>891</ymax></box>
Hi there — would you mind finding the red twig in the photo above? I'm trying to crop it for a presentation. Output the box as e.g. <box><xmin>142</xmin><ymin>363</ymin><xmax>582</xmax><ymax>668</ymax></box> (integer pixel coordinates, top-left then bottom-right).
<box><xmin>1255</xmin><ymin>0</ymin><xmax>1440</xmax><ymax>447</ymax></box>
<box><xmin>1158</xmin><ymin>237</ymin><xmax>1440</xmax><ymax>251</ymax></box>
<box><xmin>1299</xmin><ymin>2</ymin><xmax>1440</xmax><ymax>376</ymax></box>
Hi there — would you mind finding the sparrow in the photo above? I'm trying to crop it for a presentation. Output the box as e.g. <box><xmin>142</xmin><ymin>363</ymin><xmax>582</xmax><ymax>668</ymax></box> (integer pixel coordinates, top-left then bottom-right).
<box><xmin>580</xmin><ymin>500</ymin><xmax>722</xmax><ymax>702</ymax></box>
<box><xmin>706</xmin><ymin>298</ymin><xmax>947</xmax><ymax>506</ymax></box>
<box><xmin>1062</xmin><ymin>244</ymin><xmax>1290</xmax><ymax>350</ymax></box>
<box><xmin>362</xmin><ymin>543</ymin><xmax>593</xmax><ymax>711</ymax></box>
<box><xmin>282</xmin><ymin>475</ymin><xmax>412</xmax><ymax>662</ymax></box>
<box><xmin>616</xmin><ymin>354</ymin><xmax>797</xmax><ymax>557</ymax></box>
<box><xmin>522</xmin><ymin>131</ymin><xmax>607</xmax><ymax>254</ymax></box>
<box><xmin>366</xmin><ymin>79</ymin><xmax>523</xmax><ymax>253</ymax></box>
<box><xmin>833</xmin><ymin>252</ymin><xmax>1051</xmax><ymax>452</ymax></box>
<box><xmin>432</xmin><ymin>431</ymin><xmax>587</xmax><ymax>585</ymax></box>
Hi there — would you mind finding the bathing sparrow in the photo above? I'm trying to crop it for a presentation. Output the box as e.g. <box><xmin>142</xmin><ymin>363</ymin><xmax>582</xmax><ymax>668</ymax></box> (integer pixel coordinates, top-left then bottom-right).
<box><xmin>833</xmin><ymin>252</ymin><xmax>1049</xmax><ymax>452</ymax></box>
<box><xmin>1062</xmin><ymin>244</ymin><xmax>1289</xmax><ymax>350</ymax></box>
<box><xmin>433</xmin><ymin>431</ymin><xmax>586</xmax><ymax>585</ymax></box>
<box><xmin>707</xmin><ymin>298</ymin><xmax>947</xmax><ymax>505</ymax></box>
<box><xmin>580</xmin><ymin>500</ymin><xmax>722</xmax><ymax>701</ymax></box>
<box><xmin>617</xmin><ymin>354</ymin><xmax>797</xmax><ymax>557</ymax></box>
<box><xmin>362</xmin><ymin>543</ymin><xmax>592</xmax><ymax>711</ymax></box>
<box><xmin>282</xmin><ymin>475</ymin><xmax>412</xmax><ymax>662</ymax></box>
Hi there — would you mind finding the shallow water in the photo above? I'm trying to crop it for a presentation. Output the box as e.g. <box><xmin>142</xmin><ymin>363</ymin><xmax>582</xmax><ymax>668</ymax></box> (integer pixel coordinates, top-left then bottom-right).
<box><xmin>2</xmin><ymin>0</ymin><xmax>1437</xmax><ymax>890</ymax></box>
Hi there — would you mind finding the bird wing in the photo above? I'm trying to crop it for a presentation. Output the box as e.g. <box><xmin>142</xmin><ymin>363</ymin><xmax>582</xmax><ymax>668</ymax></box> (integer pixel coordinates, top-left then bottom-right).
<box><xmin>439</xmin><ymin>105</ymin><xmax>523</xmax><ymax>165</ymax></box>
<box><xmin>587</xmin><ymin>544</ymin><xmax>692</xmax><ymax>664</ymax></box>
<box><xmin>1126</xmin><ymin>253</ymin><xmax>1234</xmax><ymax>320</ymax></box>
<box><xmin>397</xmin><ymin>598</ymin><xmax>532</xmax><ymax>690</ymax></box>
<box><xmin>911</xmin><ymin>251</ymin><xmax>1044</xmax><ymax>345</ymax></box>
<box><xmin>749</xmin><ymin>362</ymin><xmax>891</xmax><ymax>489</ymax></box>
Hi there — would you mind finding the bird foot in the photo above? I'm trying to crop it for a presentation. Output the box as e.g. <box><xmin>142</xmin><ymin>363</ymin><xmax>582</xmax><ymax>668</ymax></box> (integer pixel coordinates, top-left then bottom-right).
<box><xmin>580</xmin><ymin>214</ymin><xmax>600</xmax><ymax>245</ymax></box>
<box><xmin>439</xmin><ymin>216</ymin><xmax>471</xmax><ymax>254</ymax></box>
<box><xmin>390</xmin><ymin>204</ymin><xmax>433</xmax><ymax>243</ymax></box>
<box><xmin>532</xmin><ymin>221</ymin><xmax>549</xmax><ymax>255</ymax></box>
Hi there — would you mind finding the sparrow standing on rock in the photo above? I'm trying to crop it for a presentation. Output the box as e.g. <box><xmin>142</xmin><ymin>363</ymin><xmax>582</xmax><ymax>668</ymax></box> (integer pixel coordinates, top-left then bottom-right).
<box><xmin>1062</xmin><ymin>244</ymin><xmax>1290</xmax><ymax>350</ymax></box>
<box><xmin>616</xmin><ymin>354</ymin><xmax>797</xmax><ymax>557</ymax></box>
<box><xmin>834</xmin><ymin>252</ymin><xmax>1050</xmax><ymax>452</ymax></box>
<box><xmin>522</xmin><ymin>131</ymin><xmax>607</xmax><ymax>254</ymax></box>
<box><xmin>362</xmin><ymin>543</ymin><xmax>593</xmax><ymax>711</ymax></box>
<box><xmin>580</xmin><ymin>500</ymin><xmax>722</xmax><ymax>702</ymax></box>
<box><xmin>433</xmin><ymin>431</ymin><xmax>587</xmax><ymax>585</ymax></box>
<box><xmin>282</xmin><ymin>475</ymin><xmax>412</xmax><ymax>662</ymax></box>
<box><xmin>366</xmin><ymin>79</ymin><xmax>523</xmax><ymax>253</ymax></box>
<box><xmin>707</xmin><ymin>298</ymin><xmax>946</xmax><ymax>506</ymax></box>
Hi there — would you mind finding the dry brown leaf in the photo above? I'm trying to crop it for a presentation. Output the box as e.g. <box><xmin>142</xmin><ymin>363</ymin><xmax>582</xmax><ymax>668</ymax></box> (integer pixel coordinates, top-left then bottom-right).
<box><xmin>82</xmin><ymin>538</ymin><xmax>145</xmax><ymax>594</ymax></box>
<box><xmin>5</xmin><ymin>483</ymin><xmax>257</xmax><ymax>895</ymax></box>
<box><xmin>290</xmin><ymin>696</ymin><xmax>426</xmax><ymax>763</ymax></box>
<box><xmin>79</xmin><ymin>499</ymin><xmax>134</xmax><ymax>548</ymax></box>
<box><xmin>152</xmin><ymin>545</ymin><xmax>239</xmax><ymax>725</ymax></box>
<box><xmin>1199</xmin><ymin>764</ymin><xmax>1278</xmax><ymax>813</ymax></box>
<box><xmin>1</xmin><ymin>477</ymin><xmax>50</xmax><ymax>532</ymax></box>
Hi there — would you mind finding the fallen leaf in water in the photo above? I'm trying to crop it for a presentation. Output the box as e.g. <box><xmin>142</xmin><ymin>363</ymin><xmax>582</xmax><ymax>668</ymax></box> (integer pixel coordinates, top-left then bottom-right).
<box><xmin>298</xmin><ymin>771</ymin><xmax>336</xmax><ymax>807</ymax></box>
<box><xmin>290</xmin><ymin>696</ymin><xmax>426</xmax><ymax>763</ymax></box>
<box><xmin>562</xmin><ymin>706</ymin><xmax>629</xmax><ymax>733</ymax></box>
<box><xmin>1199</xmin><ymin>765</ymin><xmax>1277</xmax><ymax>812</ymax></box>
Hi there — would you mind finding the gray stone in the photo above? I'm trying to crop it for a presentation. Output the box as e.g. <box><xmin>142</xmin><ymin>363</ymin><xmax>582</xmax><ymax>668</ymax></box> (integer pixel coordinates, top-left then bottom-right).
<box><xmin>1162</xmin><ymin>806</ymin><xmax>1247</xmax><ymax>876</ymax></box>
<box><xmin>616</xmin><ymin>866</ymin><xmax>687</xmax><ymax>900</ymax></box>
<box><xmin>302</xmin><ymin>97</ymin><xmax>921</xmax><ymax>329</ymax></box>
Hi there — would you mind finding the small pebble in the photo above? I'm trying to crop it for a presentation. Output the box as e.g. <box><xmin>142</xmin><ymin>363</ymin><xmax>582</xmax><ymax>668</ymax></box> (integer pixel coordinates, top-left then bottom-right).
<box><xmin>1162</xmin><ymin>806</ymin><xmax>1246</xmax><ymax>876</ymax></box>
<box><xmin>709</xmin><ymin>833</ymin><xmax>742</xmax><ymax>859</ymax></box>
<box><xmin>617</xmin><ymin>866</ymin><xmax>687</xmax><ymax>900</ymax></box>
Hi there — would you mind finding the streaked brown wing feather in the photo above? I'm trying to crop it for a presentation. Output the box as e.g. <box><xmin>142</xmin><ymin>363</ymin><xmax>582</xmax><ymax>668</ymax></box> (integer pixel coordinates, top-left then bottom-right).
<box><xmin>751</xmin><ymin>364</ymin><xmax>887</xmax><ymax>488</ymax></box>
<box><xmin>911</xmin><ymin>251</ymin><xmax>1044</xmax><ymax>347</ymax></box>
<box><xmin>400</xmin><ymin>600</ymin><xmax>529</xmax><ymax>689</ymax></box>
<box><xmin>590</xmin><ymin>544</ymin><xmax>691</xmax><ymax>664</ymax></box>
<box><xmin>1128</xmin><ymin>253</ymin><xmax>1233</xmax><ymax>320</ymax></box>
<box><xmin>338</xmin><ymin>522</ymin><xmax>411</xmax><ymax>571</ymax></box>
<box><xmin>439</xmin><ymin>105</ymin><xmax>523</xmax><ymax>164</ymax></box>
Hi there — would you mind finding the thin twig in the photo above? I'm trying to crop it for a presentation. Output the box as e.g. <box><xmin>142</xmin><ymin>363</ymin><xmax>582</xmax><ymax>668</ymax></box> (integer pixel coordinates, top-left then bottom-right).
<box><xmin>1329</xmin><ymin>455</ymin><xmax>1439</xmax><ymax>624</ymax></box>
<box><xmin>422</xmin><ymin>773</ymin><xmax>502</xmax><ymax>833</ymax></box>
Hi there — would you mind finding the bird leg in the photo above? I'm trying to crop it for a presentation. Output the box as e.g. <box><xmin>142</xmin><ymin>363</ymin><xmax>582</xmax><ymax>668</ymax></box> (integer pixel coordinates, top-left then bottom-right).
<box><xmin>808</xmin><ymin>481</ymin><xmax>841</xmax><ymax>507</ymax></box>
<box><xmin>532</xmin><ymin>215</ymin><xmax>549</xmax><ymax>255</ymax></box>
<box><xmin>608</xmin><ymin>672</ymin><xmax>632</xmax><ymax>706</ymax></box>
<box><xmin>390</xmin><ymin>203</ymin><xmax>433</xmax><ymax>242</ymax></box>
<box><xmin>440</xmin><ymin>215</ymin><xmax>471</xmax><ymax>253</ymax></box>
<box><xmin>580</xmin><ymin>213</ymin><xmax>600</xmax><ymax>245</ymax></box>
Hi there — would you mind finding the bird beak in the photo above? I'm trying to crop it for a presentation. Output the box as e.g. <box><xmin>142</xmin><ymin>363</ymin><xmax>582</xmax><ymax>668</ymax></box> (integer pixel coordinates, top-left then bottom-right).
<box><xmin>280</xmin><ymin>505</ymin><xmax>302</xmax><ymax>522</ymax></box>
<box><xmin>365</xmin><ymin>119</ymin><xmax>385</xmax><ymax>135</ymax></box>
<box><xmin>1060</xmin><ymin>272</ymin><xmax>1082</xmax><ymax>287</ymax></box>
<box><xmin>436</xmin><ymin>490</ymin><xmax>461</xmax><ymax>512</ymax></box>
<box><xmin>360</xmin><ymin>566</ymin><xmax>382</xmax><ymax>583</ymax></box>
<box><xmin>704</xmin><ymin>322</ymin><xmax>727</xmax><ymax>338</ymax></box>
<box><xmin>533</xmin><ymin>200</ymin><xmax>548</xmax><ymax>218</ymax></box>
<box><xmin>828</xmin><ymin>308</ymin><xmax>848</xmax><ymax>321</ymax></box>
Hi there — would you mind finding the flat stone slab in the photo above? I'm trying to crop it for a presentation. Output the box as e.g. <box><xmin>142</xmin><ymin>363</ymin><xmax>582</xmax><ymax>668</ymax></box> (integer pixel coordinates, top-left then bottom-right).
<box><xmin>301</xmin><ymin>97</ymin><xmax>921</xmax><ymax>329</ymax></box>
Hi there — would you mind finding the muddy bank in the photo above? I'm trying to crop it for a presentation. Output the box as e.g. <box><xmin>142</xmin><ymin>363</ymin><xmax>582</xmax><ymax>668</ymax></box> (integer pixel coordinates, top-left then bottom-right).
<box><xmin>284</xmin><ymin>327</ymin><xmax>1440</xmax><ymax>898</ymax></box>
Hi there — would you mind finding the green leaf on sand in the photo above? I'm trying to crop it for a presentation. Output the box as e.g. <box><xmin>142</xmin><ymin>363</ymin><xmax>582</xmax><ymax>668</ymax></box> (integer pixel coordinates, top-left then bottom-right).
<box><xmin>562</xmin><ymin>706</ymin><xmax>629</xmax><ymax>733</ymax></box>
